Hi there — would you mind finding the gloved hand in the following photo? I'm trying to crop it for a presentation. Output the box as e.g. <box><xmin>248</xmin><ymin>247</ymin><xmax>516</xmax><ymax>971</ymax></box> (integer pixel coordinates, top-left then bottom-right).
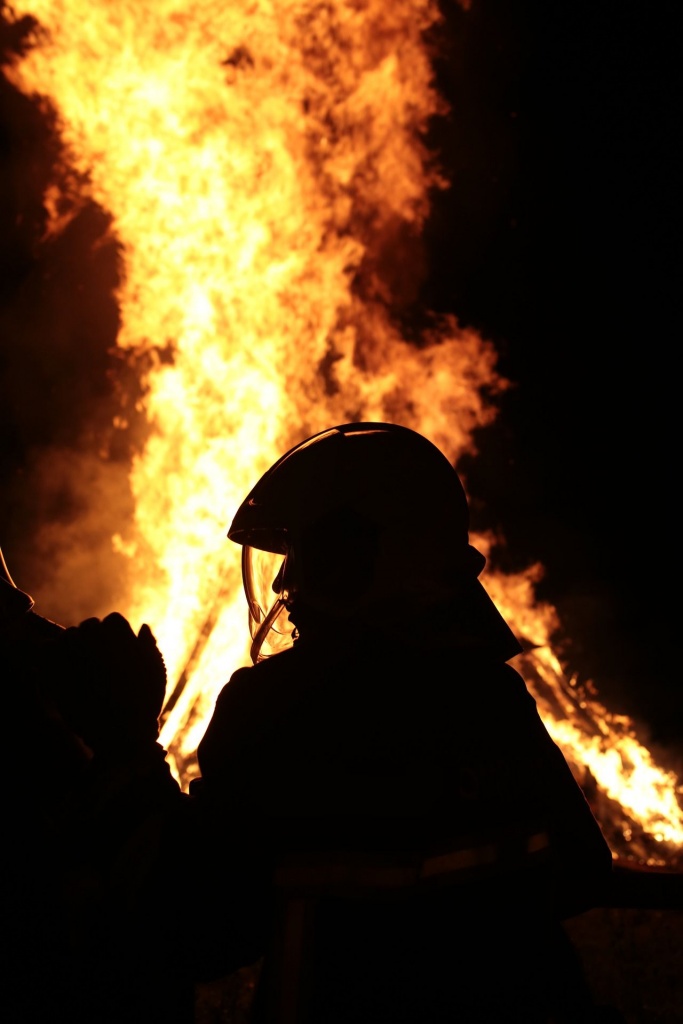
<box><xmin>42</xmin><ymin>612</ymin><xmax>168</xmax><ymax>758</ymax></box>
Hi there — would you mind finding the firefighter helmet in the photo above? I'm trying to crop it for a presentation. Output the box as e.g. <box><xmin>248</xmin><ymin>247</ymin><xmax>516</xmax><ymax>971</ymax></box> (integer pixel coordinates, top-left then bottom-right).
<box><xmin>228</xmin><ymin>422</ymin><xmax>520</xmax><ymax>663</ymax></box>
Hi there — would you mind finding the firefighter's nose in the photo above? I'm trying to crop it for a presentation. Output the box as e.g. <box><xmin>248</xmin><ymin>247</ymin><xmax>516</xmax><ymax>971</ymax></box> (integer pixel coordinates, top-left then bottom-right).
<box><xmin>272</xmin><ymin>554</ymin><xmax>295</xmax><ymax>596</ymax></box>
<box><xmin>272</xmin><ymin>563</ymin><xmax>285</xmax><ymax>594</ymax></box>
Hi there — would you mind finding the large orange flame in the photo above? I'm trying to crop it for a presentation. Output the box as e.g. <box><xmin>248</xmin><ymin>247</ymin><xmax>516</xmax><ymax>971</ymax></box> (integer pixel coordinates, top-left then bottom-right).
<box><xmin>3</xmin><ymin>0</ymin><xmax>681</xmax><ymax>864</ymax></box>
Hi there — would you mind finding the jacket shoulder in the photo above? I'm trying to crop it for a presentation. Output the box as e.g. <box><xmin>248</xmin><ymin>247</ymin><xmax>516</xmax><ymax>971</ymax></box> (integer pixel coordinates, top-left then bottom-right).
<box><xmin>197</xmin><ymin>647</ymin><xmax>306</xmax><ymax>773</ymax></box>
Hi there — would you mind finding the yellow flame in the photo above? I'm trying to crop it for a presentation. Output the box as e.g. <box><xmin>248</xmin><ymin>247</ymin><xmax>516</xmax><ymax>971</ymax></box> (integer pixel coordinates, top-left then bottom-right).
<box><xmin>4</xmin><ymin>0</ymin><xmax>681</xmax><ymax>861</ymax></box>
<box><xmin>486</xmin><ymin>561</ymin><xmax>683</xmax><ymax>861</ymax></box>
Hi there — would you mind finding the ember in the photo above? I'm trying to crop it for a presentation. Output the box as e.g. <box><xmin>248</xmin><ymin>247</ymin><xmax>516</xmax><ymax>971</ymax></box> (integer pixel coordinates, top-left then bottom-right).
<box><xmin>1</xmin><ymin>0</ymin><xmax>681</xmax><ymax>866</ymax></box>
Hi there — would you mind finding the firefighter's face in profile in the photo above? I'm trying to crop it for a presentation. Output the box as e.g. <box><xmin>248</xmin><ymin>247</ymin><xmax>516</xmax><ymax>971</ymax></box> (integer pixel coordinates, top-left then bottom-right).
<box><xmin>270</xmin><ymin>549</ymin><xmax>326</xmax><ymax>642</ymax></box>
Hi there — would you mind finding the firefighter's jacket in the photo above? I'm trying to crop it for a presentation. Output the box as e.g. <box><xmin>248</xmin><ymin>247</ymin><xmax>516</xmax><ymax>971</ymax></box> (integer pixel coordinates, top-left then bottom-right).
<box><xmin>197</xmin><ymin>632</ymin><xmax>611</xmax><ymax>909</ymax></box>
<box><xmin>190</xmin><ymin>627</ymin><xmax>613</xmax><ymax>1021</ymax></box>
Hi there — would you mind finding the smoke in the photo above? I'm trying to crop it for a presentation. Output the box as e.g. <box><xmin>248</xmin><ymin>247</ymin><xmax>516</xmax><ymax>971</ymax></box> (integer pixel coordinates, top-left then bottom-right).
<box><xmin>0</xmin><ymin>12</ymin><xmax>149</xmax><ymax>620</ymax></box>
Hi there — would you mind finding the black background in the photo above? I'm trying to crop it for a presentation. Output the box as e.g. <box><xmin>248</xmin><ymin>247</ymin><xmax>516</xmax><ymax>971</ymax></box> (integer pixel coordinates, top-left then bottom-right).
<box><xmin>421</xmin><ymin>0</ymin><xmax>681</xmax><ymax>754</ymax></box>
<box><xmin>1</xmin><ymin>1</ymin><xmax>681</xmax><ymax>753</ymax></box>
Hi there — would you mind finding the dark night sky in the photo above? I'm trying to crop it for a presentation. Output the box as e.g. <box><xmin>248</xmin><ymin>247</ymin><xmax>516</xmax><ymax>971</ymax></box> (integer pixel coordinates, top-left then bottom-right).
<box><xmin>1</xmin><ymin>2</ymin><xmax>681</xmax><ymax>753</ymax></box>
<box><xmin>422</xmin><ymin>1</ymin><xmax>681</xmax><ymax>753</ymax></box>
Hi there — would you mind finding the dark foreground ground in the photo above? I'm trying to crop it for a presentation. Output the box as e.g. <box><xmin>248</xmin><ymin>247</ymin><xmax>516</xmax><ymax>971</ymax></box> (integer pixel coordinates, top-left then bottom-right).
<box><xmin>565</xmin><ymin>906</ymin><xmax>683</xmax><ymax>1024</ymax></box>
<box><xmin>194</xmin><ymin>904</ymin><xmax>683</xmax><ymax>1024</ymax></box>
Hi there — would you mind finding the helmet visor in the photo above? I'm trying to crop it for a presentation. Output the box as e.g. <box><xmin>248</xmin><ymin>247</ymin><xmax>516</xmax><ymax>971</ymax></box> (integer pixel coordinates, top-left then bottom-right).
<box><xmin>242</xmin><ymin>545</ymin><xmax>295</xmax><ymax>661</ymax></box>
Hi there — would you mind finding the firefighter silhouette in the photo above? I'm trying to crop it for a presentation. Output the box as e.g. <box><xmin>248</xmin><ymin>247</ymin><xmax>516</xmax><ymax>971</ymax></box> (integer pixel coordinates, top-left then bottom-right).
<box><xmin>194</xmin><ymin>422</ymin><xmax>614</xmax><ymax>1023</ymax></box>
<box><xmin>0</xmin><ymin>548</ymin><xmax>188</xmax><ymax>1024</ymax></box>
